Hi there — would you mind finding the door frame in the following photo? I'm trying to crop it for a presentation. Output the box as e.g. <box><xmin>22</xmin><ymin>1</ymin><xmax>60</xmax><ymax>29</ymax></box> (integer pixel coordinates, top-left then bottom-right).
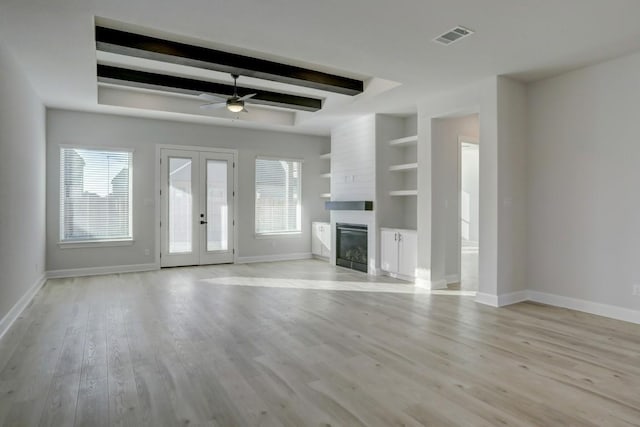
<box><xmin>457</xmin><ymin>135</ymin><xmax>479</xmax><ymax>282</ymax></box>
<box><xmin>155</xmin><ymin>144</ymin><xmax>239</xmax><ymax>267</ymax></box>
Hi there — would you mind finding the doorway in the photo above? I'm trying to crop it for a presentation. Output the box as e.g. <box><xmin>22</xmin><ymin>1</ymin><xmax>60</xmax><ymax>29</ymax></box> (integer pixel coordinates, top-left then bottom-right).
<box><xmin>459</xmin><ymin>137</ymin><xmax>479</xmax><ymax>290</ymax></box>
<box><xmin>160</xmin><ymin>148</ymin><xmax>236</xmax><ymax>267</ymax></box>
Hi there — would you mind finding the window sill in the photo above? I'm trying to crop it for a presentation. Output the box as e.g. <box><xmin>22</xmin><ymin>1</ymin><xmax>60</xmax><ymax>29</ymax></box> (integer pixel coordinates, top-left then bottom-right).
<box><xmin>58</xmin><ymin>239</ymin><xmax>134</xmax><ymax>249</ymax></box>
<box><xmin>254</xmin><ymin>232</ymin><xmax>302</xmax><ymax>239</ymax></box>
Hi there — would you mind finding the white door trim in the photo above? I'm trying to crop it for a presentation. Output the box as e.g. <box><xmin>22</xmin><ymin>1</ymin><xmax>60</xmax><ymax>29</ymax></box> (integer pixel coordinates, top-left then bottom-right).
<box><xmin>155</xmin><ymin>144</ymin><xmax>238</xmax><ymax>267</ymax></box>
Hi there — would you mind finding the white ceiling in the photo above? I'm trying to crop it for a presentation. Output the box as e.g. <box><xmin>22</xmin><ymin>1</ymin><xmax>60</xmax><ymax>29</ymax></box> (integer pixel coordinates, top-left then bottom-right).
<box><xmin>2</xmin><ymin>0</ymin><xmax>640</xmax><ymax>135</ymax></box>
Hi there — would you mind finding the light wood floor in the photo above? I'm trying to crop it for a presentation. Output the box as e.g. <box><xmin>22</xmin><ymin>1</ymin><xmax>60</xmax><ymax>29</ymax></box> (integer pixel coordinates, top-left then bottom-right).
<box><xmin>1</xmin><ymin>260</ymin><xmax>639</xmax><ymax>426</ymax></box>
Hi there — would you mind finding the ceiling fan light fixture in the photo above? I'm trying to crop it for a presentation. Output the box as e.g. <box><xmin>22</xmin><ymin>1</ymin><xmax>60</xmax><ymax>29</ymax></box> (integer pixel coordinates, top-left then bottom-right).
<box><xmin>199</xmin><ymin>74</ymin><xmax>255</xmax><ymax>113</ymax></box>
<box><xmin>227</xmin><ymin>99</ymin><xmax>244</xmax><ymax>113</ymax></box>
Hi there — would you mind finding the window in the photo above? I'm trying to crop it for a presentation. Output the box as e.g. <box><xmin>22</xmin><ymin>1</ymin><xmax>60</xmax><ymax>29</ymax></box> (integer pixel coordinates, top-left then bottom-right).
<box><xmin>60</xmin><ymin>147</ymin><xmax>133</xmax><ymax>242</ymax></box>
<box><xmin>255</xmin><ymin>157</ymin><xmax>302</xmax><ymax>235</ymax></box>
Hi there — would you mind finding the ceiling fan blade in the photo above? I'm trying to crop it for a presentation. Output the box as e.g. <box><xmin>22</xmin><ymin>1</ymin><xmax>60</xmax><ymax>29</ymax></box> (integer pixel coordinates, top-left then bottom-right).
<box><xmin>200</xmin><ymin>102</ymin><xmax>226</xmax><ymax>110</ymax></box>
<box><xmin>238</xmin><ymin>93</ymin><xmax>257</xmax><ymax>101</ymax></box>
<box><xmin>241</xmin><ymin>108</ymin><xmax>249</xmax><ymax>113</ymax></box>
<box><xmin>199</xmin><ymin>93</ymin><xmax>225</xmax><ymax>102</ymax></box>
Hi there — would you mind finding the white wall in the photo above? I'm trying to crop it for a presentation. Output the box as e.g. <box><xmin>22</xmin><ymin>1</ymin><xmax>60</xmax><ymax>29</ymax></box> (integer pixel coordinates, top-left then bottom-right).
<box><xmin>0</xmin><ymin>43</ymin><xmax>46</xmax><ymax>323</ymax></box>
<box><xmin>417</xmin><ymin>76</ymin><xmax>527</xmax><ymax>300</ymax></box>
<box><xmin>497</xmin><ymin>77</ymin><xmax>528</xmax><ymax>296</ymax></box>
<box><xmin>528</xmin><ymin>51</ymin><xmax>640</xmax><ymax>313</ymax></box>
<box><xmin>46</xmin><ymin>110</ymin><xmax>329</xmax><ymax>271</ymax></box>
<box><xmin>417</xmin><ymin>78</ymin><xmax>499</xmax><ymax>292</ymax></box>
<box><xmin>431</xmin><ymin>115</ymin><xmax>479</xmax><ymax>279</ymax></box>
<box><xmin>331</xmin><ymin>115</ymin><xmax>376</xmax><ymax>202</ymax></box>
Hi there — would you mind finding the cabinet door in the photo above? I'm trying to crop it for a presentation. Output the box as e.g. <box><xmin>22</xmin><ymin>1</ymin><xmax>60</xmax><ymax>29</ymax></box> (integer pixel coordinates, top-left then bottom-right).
<box><xmin>398</xmin><ymin>231</ymin><xmax>417</xmax><ymax>278</ymax></box>
<box><xmin>380</xmin><ymin>229</ymin><xmax>399</xmax><ymax>273</ymax></box>
<box><xmin>319</xmin><ymin>223</ymin><xmax>331</xmax><ymax>257</ymax></box>
<box><xmin>311</xmin><ymin>223</ymin><xmax>322</xmax><ymax>256</ymax></box>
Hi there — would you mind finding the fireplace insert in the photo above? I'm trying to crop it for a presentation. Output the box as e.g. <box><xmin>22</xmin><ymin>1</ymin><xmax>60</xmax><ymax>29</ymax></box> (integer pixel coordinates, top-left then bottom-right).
<box><xmin>336</xmin><ymin>223</ymin><xmax>368</xmax><ymax>272</ymax></box>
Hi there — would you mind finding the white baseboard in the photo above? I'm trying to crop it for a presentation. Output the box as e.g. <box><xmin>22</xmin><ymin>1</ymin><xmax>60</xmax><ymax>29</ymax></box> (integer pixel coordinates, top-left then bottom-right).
<box><xmin>445</xmin><ymin>274</ymin><xmax>460</xmax><ymax>284</ymax></box>
<box><xmin>235</xmin><ymin>252</ymin><xmax>312</xmax><ymax>264</ymax></box>
<box><xmin>475</xmin><ymin>292</ymin><xmax>499</xmax><ymax>307</ymax></box>
<box><xmin>498</xmin><ymin>290</ymin><xmax>529</xmax><ymax>307</ymax></box>
<box><xmin>415</xmin><ymin>278</ymin><xmax>448</xmax><ymax>290</ymax></box>
<box><xmin>528</xmin><ymin>291</ymin><xmax>640</xmax><ymax>325</ymax></box>
<box><xmin>0</xmin><ymin>273</ymin><xmax>47</xmax><ymax>340</ymax></box>
<box><xmin>477</xmin><ymin>290</ymin><xmax>534</xmax><ymax>307</ymax></box>
<box><xmin>476</xmin><ymin>289</ymin><xmax>640</xmax><ymax>324</ymax></box>
<box><xmin>367</xmin><ymin>267</ymin><xmax>381</xmax><ymax>277</ymax></box>
<box><xmin>47</xmin><ymin>263</ymin><xmax>158</xmax><ymax>279</ymax></box>
<box><xmin>382</xmin><ymin>270</ymin><xmax>416</xmax><ymax>283</ymax></box>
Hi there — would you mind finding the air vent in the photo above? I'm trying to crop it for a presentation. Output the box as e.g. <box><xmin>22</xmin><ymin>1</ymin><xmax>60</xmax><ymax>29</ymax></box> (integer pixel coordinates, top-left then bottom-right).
<box><xmin>433</xmin><ymin>26</ymin><xmax>474</xmax><ymax>45</ymax></box>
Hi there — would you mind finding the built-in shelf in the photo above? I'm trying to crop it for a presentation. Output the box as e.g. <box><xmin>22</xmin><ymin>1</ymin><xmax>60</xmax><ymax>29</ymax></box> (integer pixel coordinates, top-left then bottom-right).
<box><xmin>388</xmin><ymin>162</ymin><xmax>418</xmax><ymax>172</ymax></box>
<box><xmin>319</xmin><ymin>152</ymin><xmax>332</xmax><ymax>160</ymax></box>
<box><xmin>321</xmin><ymin>173</ymin><xmax>331</xmax><ymax>178</ymax></box>
<box><xmin>389</xmin><ymin>190</ymin><xmax>418</xmax><ymax>196</ymax></box>
<box><xmin>389</xmin><ymin>135</ymin><xmax>418</xmax><ymax>147</ymax></box>
<box><xmin>320</xmin><ymin>193</ymin><xmax>331</xmax><ymax>198</ymax></box>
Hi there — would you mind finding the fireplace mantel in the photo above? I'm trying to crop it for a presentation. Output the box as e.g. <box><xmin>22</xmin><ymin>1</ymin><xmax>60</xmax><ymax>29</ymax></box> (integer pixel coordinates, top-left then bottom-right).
<box><xmin>325</xmin><ymin>201</ymin><xmax>373</xmax><ymax>211</ymax></box>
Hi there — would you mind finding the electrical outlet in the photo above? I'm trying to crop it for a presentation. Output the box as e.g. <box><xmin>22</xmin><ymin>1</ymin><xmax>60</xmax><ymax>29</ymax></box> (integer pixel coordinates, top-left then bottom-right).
<box><xmin>633</xmin><ymin>284</ymin><xmax>640</xmax><ymax>296</ymax></box>
<box><xmin>144</xmin><ymin>248</ymin><xmax>151</xmax><ymax>256</ymax></box>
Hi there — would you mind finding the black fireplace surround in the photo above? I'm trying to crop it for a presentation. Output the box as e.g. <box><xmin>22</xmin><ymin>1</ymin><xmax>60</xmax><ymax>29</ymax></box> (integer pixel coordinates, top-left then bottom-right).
<box><xmin>336</xmin><ymin>223</ymin><xmax>368</xmax><ymax>273</ymax></box>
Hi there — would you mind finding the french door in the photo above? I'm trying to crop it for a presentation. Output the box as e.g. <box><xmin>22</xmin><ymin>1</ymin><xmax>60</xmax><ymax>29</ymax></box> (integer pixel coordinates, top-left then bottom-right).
<box><xmin>160</xmin><ymin>148</ymin><xmax>235</xmax><ymax>267</ymax></box>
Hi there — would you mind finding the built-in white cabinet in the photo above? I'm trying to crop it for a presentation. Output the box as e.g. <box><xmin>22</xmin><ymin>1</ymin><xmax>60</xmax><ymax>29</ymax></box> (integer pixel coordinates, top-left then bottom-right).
<box><xmin>312</xmin><ymin>222</ymin><xmax>331</xmax><ymax>259</ymax></box>
<box><xmin>380</xmin><ymin>228</ymin><xmax>417</xmax><ymax>280</ymax></box>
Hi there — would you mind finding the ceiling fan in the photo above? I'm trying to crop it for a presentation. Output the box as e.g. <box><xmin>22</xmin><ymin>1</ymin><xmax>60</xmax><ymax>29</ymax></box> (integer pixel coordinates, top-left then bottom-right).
<box><xmin>199</xmin><ymin>74</ymin><xmax>256</xmax><ymax>113</ymax></box>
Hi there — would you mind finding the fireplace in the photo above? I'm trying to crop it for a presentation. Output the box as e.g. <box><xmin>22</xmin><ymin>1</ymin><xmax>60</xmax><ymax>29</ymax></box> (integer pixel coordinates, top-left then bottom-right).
<box><xmin>336</xmin><ymin>223</ymin><xmax>368</xmax><ymax>272</ymax></box>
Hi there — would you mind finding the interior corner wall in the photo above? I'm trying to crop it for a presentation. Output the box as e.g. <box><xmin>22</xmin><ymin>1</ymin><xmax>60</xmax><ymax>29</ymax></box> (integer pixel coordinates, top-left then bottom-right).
<box><xmin>527</xmin><ymin>51</ymin><xmax>640</xmax><ymax>313</ymax></box>
<box><xmin>45</xmin><ymin>110</ymin><xmax>329</xmax><ymax>272</ymax></box>
<box><xmin>496</xmin><ymin>76</ymin><xmax>528</xmax><ymax>296</ymax></box>
<box><xmin>0</xmin><ymin>43</ymin><xmax>46</xmax><ymax>323</ymax></box>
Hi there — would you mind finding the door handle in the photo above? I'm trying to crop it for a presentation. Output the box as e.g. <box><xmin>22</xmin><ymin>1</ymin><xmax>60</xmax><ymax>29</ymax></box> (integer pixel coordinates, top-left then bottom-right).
<box><xmin>200</xmin><ymin>220</ymin><xmax>208</xmax><ymax>224</ymax></box>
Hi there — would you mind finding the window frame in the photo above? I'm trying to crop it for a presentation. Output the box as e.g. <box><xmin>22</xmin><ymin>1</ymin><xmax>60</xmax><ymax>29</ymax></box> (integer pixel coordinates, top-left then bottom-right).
<box><xmin>58</xmin><ymin>145</ymin><xmax>134</xmax><ymax>246</ymax></box>
<box><xmin>254</xmin><ymin>156</ymin><xmax>303</xmax><ymax>237</ymax></box>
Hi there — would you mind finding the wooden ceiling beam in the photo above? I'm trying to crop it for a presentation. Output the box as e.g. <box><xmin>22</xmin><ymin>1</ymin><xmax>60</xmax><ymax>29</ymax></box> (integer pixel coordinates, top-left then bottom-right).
<box><xmin>96</xmin><ymin>26</ymin><xmax>364</xmax><ymax>96</ymax></box>
<box><xmin>97</xmin><ymin>64</ymin><xmax>323</xmax><ymax>112</ymax></box>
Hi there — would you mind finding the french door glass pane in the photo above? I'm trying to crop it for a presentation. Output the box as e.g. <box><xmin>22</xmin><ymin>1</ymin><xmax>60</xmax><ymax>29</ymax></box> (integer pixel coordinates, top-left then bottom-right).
<box><xmin>207</xmin><ymin>160</ymin><xmax>228</xmax><ymax>251</ymax></box>
<box><xmin>169</xmin><ymin>157</ymin><xmax>192</xmax><ymax>253</ymax></box>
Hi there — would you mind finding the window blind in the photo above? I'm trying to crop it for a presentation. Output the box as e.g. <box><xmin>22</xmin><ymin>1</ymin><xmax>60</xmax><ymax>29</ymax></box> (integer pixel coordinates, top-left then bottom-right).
<box><xmin>255</xmin><ymin>158</ymin><xmax>302</xmax><ymax>234</ymax></box>
<box><xmin>60</xmin><ymin>147</ymin><xmax>133</xmax><ymax>242</ymax></box>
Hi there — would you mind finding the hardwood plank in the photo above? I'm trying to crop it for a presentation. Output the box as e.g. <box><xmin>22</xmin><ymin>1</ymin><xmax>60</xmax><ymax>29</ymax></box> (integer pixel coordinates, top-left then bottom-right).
<box><xmin>39</xmin><ymin>371</ymin><xmax>81</xmax><ymax>426</ymax></box>
<box><xmin>105</xmin><ymin>304</ymin><xmax>141</xmax><ymax>427</ymax></box>
<box><xmin>0</xmin><ymin>260</ymin><xmax>639</xmax><ymax>426</ymax></box>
